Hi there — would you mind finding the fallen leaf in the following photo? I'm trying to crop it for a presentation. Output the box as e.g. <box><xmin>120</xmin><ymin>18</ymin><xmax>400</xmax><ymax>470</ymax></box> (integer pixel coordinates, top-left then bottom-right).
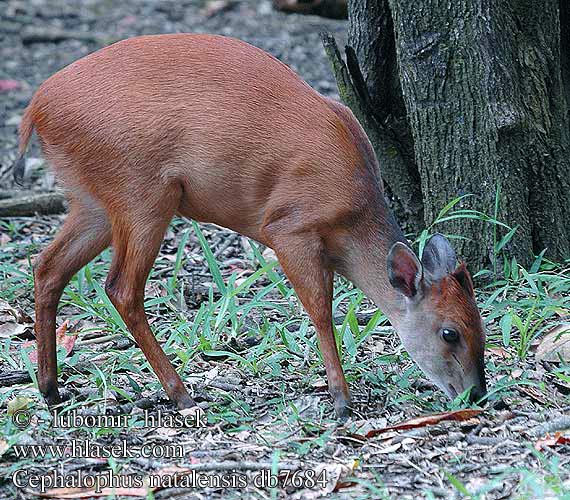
<box><xmin>178</xmin><ymin>406</ymin><xmax>203</xmax><ymax>419</ymax></box>
<box><xmin>288</xmin><ymin>459</ymin><xmax>359</xmax><ymax>500</ymax></box>
<box><xmin>311</xmin><ymin>377</ymin><xmax>328</xmax><ymax>391</ymax></box>
<box><xmin>536</xmin><ymin>323</ymin><xmax>570</xmax><ymax>362</ymax></box>
<box><xmin>350</xmin><ymin>409</ymin><xmax>483</xmax><ymax>441</ymax></box>
<box><xmin>7</xmin><ymin>396</ymin><xmax>33</xmax><ymax>415</ymax></box>
<box><xmin>367</xmin><ymin>339</ymin><xmax>386</xmax><ymax>354</ymax></box>
<box><xmin>262</xmin><ymin>247</ymin><xmax>277</xmax><ymax>262</ymax></box>
<box><xmin>330</xmin><ymin>460</ymin><xmax>359</xmax><ymax>492</ymax></box>
<box><xmin>232</xmin><ymin>429</ymin><xmax>251</xmax><ymax>441</ymax></box>
<box><xmin>203</xmin><ymin>0</ymin><xmax>238</xmax><ymax>17</ymax></box>
<box><xmin>376</xmin><ymin>441</ymin><xmax>402</xmax><ymax>454</ymax></box>
<box><xmin>203</xmin><ymin>366</ymin><xmax>219</xmax><ymax>385</ymax></box>
<box><xmin>0</xmin><ymin>80</ymin><xmax>21</xmax><ymax>92</ymax></box>
<box><xmin>0</xmin><ymin>300</ymin><xmax>33</xmax><ymax>324</ymax></box>
<box><xmin>155</xmin><ymin>426</ymin><xmax>179</xmax><ymax>439</ymax></box>
<box><xmin>487</xmin><ymin>346</ymin><xmax>511</xmax><ymax>359</ymax></box>
<box><xmin>0</xmin><ymin>439</ymin><xmax>8</xmax><ymax>457</ymax></box>
<box><xmin>23</xmin><ymin>320</ymin><xmax>76</xmax><ymax>363</ymax></box>
<box><xmin>535</xmin><ymin>432</ymin><xmax>570</xmax><ymax>451</ymax></box>
<box><xmin>0</xmin><ymin>322</ymin><xmax>33</xmax><ymax>339</ymax></box>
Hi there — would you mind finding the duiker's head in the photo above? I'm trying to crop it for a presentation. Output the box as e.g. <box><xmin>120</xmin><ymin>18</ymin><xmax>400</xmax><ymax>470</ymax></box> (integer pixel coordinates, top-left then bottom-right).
<box><xmin>386</xmin><ymin>234</ymin><xmax>486</xmax><ymax>403</ymax></box>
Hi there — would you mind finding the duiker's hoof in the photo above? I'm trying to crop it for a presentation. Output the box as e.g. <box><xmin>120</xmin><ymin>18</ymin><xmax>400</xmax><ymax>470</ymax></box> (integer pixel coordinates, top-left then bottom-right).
<box><xmin>41</xmin><ymin>386</ymin><xmax>62</xmax><ymax>407</ymax></box>
<box><xmin>334</xmin><ymin>394</ymin><xmax>352</xmax><ymax>421</ymax></box>
<box><xmin>176</xmin><ymin>393</ymin><xmax>197</xmax><ymax>410</ymax></box>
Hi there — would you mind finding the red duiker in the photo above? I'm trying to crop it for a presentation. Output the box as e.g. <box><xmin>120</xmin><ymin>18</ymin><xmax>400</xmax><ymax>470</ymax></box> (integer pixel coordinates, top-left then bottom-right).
<box><xmin>14</xmin><ymin>34</ymin><xmax>486</xmax><ymax>418</ymax></box>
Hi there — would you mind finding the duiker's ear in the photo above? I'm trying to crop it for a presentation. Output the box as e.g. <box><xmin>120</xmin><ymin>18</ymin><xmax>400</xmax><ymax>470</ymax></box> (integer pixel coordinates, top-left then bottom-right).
<box><xmin>453</xmin><ymin>262</ymin><xmax>475</xmax><ymax>296</ymax></box>
<box><xmin>387</xmin><ymin>242</ymin><xmax>423</xmax><ymax>298</ymax></box>
<box><xmin>421</xmin><ymin>233</ymin><xmax>457</xmax><ymax>281</ymax></box>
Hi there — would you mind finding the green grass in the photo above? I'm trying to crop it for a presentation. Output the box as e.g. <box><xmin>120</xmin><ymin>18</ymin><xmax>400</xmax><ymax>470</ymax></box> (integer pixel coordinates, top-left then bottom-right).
<box><xmin>1</xmin><ymin>200</ymin><xmax>569</xmax><ymax>498</ymax></box>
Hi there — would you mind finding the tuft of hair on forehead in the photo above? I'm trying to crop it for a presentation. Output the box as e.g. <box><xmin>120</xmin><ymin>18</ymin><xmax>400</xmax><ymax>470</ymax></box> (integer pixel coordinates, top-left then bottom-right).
<box><xmin>452</xmin><ymin>262</ymin><xmax>475</xmax><ymax>297</ymax></box>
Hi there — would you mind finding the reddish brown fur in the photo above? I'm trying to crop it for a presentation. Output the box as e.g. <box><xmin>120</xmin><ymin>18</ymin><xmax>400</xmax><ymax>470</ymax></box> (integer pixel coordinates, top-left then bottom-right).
<box><xmin>433</xmin><ymin>266</ymin><xmax>480</xmax><ymax>330</ymax></box>
<box><xmin>431</xmin><ymin>263</ymin><xmax>485</xmax><ymax>372</ymax></box>
<box><xmin>20</xmin><ymin>34</ymin><xmax>485</xmax><ymax>415</ymax></box>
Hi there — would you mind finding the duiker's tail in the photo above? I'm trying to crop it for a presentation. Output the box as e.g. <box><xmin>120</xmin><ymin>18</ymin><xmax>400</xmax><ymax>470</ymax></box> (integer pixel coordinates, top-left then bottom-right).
<box><xmin>13</xmin><ymin>105</ymin><xmax>34</xmax><ymax>185</ymax></box>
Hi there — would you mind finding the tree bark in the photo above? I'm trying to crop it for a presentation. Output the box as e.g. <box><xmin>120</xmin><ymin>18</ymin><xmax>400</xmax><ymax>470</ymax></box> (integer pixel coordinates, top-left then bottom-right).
<box><xmin>517</xmin><ymin>0</ymin><xmax>570</xmax><ymax>262</ymax></box>
<box><xmin>328</xmin><ymin>0</ymin><xmax>570</xmax><ymax>269</ymax></box>
<box><xmin>347</xmin><ymin>0</ymin><xmax>424</xmax><ymax>233</ymax></box>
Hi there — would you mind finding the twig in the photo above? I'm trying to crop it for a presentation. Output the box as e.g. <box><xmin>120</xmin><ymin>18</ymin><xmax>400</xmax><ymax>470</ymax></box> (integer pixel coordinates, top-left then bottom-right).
<box><xmin>76</xmin><ymin>333</ymin><xmax>122</xmax><ymax>346</ymax></box>
<box><xmin>21</xmin><ymin>28</ymin><xmax>113</xmax><ymax>45</ymax></box>
<box><xmin>0</xmin><ymin>190</ymin><xmax>29</xmax><ymax>200</ymax></box>
<box><xmin>533</xmin><ymin>416</ymin><xmax>570</xmax><ymax>436</ymax></box>
<box><xmin>0</xmin><ymin>370</ymin><xmax>32</xmax><ymax>387</ymax></box>
<box><xmin>214</xmin><ymin>233</ymin><xmax>237</xmax><ymax>258</ymax></box>
<box><xmin>133</xmin><ymin>458</ymin><xmax>301</xmax><ymax>472</ymax></box>
<box><xmin>0</xmin><ymin>193</ymin><xmax>66</xmax><ymax>216</ymax></box>
<box><xmin>465</xmin><ymin>435</ymin><xmax>514</xmax><ymax>446</ymax></box>
<box><xmin>202</xmin><ymin>379</ymin><xmax>240</xmax><ymax>392</ymax></box>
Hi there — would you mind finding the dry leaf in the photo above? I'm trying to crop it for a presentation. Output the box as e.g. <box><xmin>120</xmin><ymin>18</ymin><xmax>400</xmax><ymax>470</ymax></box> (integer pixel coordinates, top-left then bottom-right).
<box><xmin>350</xmin><ymin>409</ymin><xmax>483</xmax><ymax>441</ymax></box>
<box><xmin>179</xmin><ymin>406</ymin><xmax>203</xmax><ymax>419</ymax></box>
<box><xmin>535</xmin><ymin>432</ymin><xmax>570</xmax><ymax>451</ymax></box>
<box><xmin>0</xmin><ymin>79</ymin><xmax>21</xmax><ymax>92</ymax></box>
<box><xmin>487</xmin><ymin>346</ymin><xmax>511</xmax><ymax>359</ymax></box>
<box><xmin>311</xmin><ymin>378</ymin><xmax>328</xmax><ymax>391</ymax></box>
<box><xmin>155</xmin><ymin>426</ymin><xmax>179</xmax><ymax>439</ymax></box>
<box><xmin>331</xmin><ymin>460</ymin><xmax>358</xmax><ymax>492</ymax></box>
<box><xmin>0</xmin><ymin>322</ymin><xmax>33</xmax><ymax>339</ymax></box>
<box><xmin>376</xmin><ymin>441</ymin><xmax>402</xmax><ymax>454</ymax></box>
<box><xmin>262</xmin><ymin>247</ymin><xmax>277</xmax><ymax>262</ymax></box>
<box><xmin>23</xmin><ymin>320</ymin><xmax>76</xmax><ymax>363</ymax></box>
<box><xmin>7</xmin><ymin>396</ymin><xmax>33</xmax><ymax>415</ymax></box>
<box><xmin>0</xmin><ymin>439</ymin><xmax>9</xmax><ymax>457</ymax></box>
<box><xmin>536</xmin><ymin>323</ymin><xmax>570</xmax><ymax>362</ymax></box>
<box><xmin>0</xmin><ymin>300</ymin><xmax>33</xmax><ymax>324</ymax></box>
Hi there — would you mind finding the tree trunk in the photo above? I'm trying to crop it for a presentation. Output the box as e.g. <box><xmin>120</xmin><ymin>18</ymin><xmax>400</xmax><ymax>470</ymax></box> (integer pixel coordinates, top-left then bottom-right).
<box><xmin>327</xmin><ymin>0</ymin><xmax>570</xmax><ymax>270</ymax></box>
<box><xmin>347</xmin><ymin>0</ymin><xmax>424</xmax><ymax>233</ymax></box>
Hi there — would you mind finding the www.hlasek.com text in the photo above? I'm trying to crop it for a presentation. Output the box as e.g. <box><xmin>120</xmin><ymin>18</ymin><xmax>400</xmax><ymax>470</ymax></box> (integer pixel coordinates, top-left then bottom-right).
<box><xmin>12</xmin><ymin>438</ymin><xmax>186</xmax><ymax>460</ymax></box>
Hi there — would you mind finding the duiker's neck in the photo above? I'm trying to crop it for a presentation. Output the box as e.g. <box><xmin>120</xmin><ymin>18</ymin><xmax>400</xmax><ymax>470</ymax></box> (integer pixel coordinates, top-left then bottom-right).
<box><xmin>336</xmin><ymin>207</ymin><xmax>408</xmax><ymax>324</ymax></box>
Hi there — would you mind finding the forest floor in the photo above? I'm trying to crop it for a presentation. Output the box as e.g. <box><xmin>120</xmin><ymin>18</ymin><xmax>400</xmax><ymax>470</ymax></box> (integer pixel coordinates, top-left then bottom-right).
<box><xmin>1</xmin><ymin>1</ymin><xmax>570</xmax><ymax>499</ymax></box>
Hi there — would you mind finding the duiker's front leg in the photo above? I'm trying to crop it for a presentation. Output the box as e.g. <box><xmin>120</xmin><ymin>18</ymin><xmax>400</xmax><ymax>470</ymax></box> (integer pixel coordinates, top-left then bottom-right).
<box><xmin>271</xmin><ymin>233</ymin><xmax>351</xmax><ymax>418</ymax></box>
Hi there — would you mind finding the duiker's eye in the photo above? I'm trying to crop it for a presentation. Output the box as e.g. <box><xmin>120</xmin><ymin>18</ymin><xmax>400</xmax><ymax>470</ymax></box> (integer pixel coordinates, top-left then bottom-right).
<box><xmin>441</xmin><ymin>328</ymin><xmax>459</xmax><ymax>343</ymax></box>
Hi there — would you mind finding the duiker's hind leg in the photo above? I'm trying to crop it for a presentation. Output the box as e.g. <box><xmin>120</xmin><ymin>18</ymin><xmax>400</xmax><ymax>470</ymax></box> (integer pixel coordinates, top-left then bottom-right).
<box><xmin>35</xmin><ymin>200</ymin><xmax>111</xmax><ymax>405</ymax></box>
<box><xmin>104</xmin><ymin>186</ymin><xmax>195</xmax><ymax>409</ymax></box>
